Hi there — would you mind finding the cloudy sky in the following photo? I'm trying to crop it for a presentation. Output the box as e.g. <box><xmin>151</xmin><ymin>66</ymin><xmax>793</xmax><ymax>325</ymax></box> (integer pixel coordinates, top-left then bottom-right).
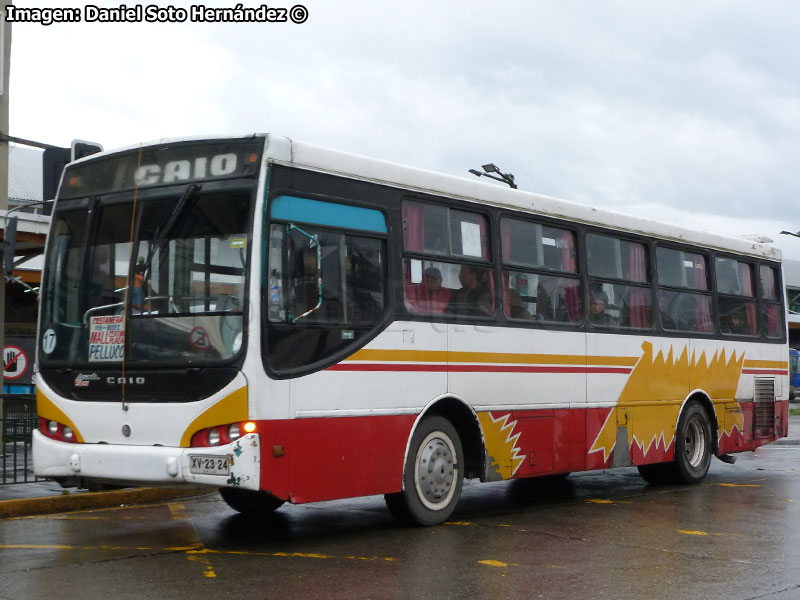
<box><xmin>8</xmin><ymin>0</ymin><xmax>800</xmax><ymax>261</ymax></box>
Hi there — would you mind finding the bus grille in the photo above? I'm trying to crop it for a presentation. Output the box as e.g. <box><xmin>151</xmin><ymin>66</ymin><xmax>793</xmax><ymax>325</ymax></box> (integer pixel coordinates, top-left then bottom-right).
<box><xmin>753</xmin><ymin>378</ymin><xmax>775</xmax><ymax>438</ymax></box>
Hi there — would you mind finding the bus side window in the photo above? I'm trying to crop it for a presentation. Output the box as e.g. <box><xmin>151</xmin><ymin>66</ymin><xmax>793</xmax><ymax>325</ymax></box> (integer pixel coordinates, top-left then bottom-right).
<box><xmin>500</xmin><ymin>218</ymin><xmax>581</xmax><ymax>324</ymax></box>
<box><xmin>588</xmin><ymin>234</ymin><xmax>652</xmax><ymax>330</ymax></box>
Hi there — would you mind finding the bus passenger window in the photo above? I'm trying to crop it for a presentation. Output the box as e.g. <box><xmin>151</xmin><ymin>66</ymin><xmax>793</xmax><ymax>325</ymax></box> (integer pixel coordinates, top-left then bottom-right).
<box><xmin>656</xmin><ymin>246</ymin><xmax>712</xmax><ymax>334</ymax></box>
<box><xmin>499</xmin><ymin>218</ymin><xmax>581</xmax><ymax>324</ymax></box>
<box><xmin>715</xmin><ymin>258</ymin><xmax>756</xmax><ymax>336</ymax></box>
<box><xmin>402</xmin><ymin>200</ymin><xmax>493</xmax><ymax>319</ymax></box>
<box><xmin>760</xmin><ymin>264</ymin><xmax>783</xmax><ymax>339</ymax></box>
<box><xmin>587</xmin><ymin>235</ymin><xmax>652</xmax><ymax>330</ymax></box>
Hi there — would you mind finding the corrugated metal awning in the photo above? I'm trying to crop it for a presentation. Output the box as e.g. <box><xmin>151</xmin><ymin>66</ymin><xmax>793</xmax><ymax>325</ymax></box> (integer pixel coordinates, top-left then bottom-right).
<box><xmin>9</xmin><ymin>144</ymin><xmax>43</xmax><ymax>203</ymax></box>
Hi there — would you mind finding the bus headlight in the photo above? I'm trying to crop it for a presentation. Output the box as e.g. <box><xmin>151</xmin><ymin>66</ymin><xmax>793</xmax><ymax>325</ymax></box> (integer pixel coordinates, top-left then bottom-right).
<box><xmin>62</xmin><ymin>426</ymin><xmax>74</xmax><ymax>441</ymax></box>
<box><xmin>48</xmin><ymin>421</ymin><xmax>59</xmax><ymax>435</ymax></box>
<box><xmin>228</xmin><ymin>423</ymin><xmax>241</xmax><ymax>441</ymax></box>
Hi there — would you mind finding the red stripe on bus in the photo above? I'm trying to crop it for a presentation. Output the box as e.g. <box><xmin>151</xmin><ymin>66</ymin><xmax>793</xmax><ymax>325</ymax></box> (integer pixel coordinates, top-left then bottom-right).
<box><xmin>329</xmin><ymin>363</ymin><xmax>447</xmax><ymax>372</ymax></box>
<box><xmin>328</xmin><ymin>364</ymin><xmax>632</xmax><ymax>374</ymax></box>
<box><xmin>741</xmin><ymin>369</ymin><xmax>788</xmax><ymax>375</ymax></box>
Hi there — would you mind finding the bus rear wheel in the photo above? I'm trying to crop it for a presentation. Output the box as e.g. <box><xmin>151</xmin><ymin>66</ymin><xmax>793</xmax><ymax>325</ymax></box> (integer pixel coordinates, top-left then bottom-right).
<box><xmin>219</xmin><ymin>487</ymin><xmax>285</xmax><ymax>515</ymax></box>
<box><xmin>385</xmin><ymin>416</ymin><xmax>464</xmax><ymax>526</ymax></box>
<box><xmin>674</xmin><ymin>401</ymin><xmax>713</xmax><ymax>484</ymax></box>
<box><xmin>637</xmin><ymin>401</ymin><xmax>712</xmax><ymax>485</ymax></box>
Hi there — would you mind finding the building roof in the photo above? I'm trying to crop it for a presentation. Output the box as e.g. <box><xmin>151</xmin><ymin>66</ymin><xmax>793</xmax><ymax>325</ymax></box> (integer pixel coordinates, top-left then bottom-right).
<box><xmin>9</xmin><ymin>143</ymin><xmax>43</xmax><ymax>203</ymax></box>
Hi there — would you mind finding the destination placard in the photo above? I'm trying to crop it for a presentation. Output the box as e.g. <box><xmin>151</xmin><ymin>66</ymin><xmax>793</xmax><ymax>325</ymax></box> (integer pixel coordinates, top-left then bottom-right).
<box><xmin>89</xmin><ymin>315</ymin><xmax>125</xmax><ymax>362</ymax></box>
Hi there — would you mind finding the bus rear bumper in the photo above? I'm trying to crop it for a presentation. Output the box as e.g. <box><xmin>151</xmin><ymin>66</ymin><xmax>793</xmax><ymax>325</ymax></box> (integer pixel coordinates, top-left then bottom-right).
<box><xmin>32</xmin><ymin>430</ymin><xmax>260</xmax><ymax>491</ymax></box>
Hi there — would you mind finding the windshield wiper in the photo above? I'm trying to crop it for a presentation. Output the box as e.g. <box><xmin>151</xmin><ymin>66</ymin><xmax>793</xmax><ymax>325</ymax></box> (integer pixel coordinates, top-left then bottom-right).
<box><xmin>140</xmin><ymin>183</ymin><xmax>203</xmax><ymax>282</ymax></box>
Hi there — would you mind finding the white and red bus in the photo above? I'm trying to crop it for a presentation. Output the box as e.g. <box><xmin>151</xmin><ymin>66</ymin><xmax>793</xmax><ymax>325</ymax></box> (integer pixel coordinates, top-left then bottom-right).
<box><xmin>33</xmin><ymin>134</ymin><xmax>789</xmax><ymax>525</ymax></box>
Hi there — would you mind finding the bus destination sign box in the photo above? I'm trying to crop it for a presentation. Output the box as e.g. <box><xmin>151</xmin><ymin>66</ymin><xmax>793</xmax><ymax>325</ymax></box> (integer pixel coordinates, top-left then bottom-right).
<box><xmin>60</xmin><ymin>138</ymin><xmax>263</xmax><ymax>200</ymax></box>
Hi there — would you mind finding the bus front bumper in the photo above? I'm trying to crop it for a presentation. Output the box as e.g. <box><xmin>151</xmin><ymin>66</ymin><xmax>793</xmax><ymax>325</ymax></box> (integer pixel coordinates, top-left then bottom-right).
<box><xmin>32</xmin><ymin>430</ymin><xmax>261</xmax><ymax>490</ymax></box>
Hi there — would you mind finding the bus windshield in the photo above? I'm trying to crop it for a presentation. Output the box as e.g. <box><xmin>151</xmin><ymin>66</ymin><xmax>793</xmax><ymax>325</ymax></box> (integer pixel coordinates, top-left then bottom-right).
<box><xmin>39</xmin><ymin>185</ymin><xmax>254</xmax><ymax>366</ymax></box>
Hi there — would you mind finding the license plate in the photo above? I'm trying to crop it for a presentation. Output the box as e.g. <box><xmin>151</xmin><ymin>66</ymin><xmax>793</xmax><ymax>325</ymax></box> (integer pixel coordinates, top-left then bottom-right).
<box><xmin>189</xmin><ymin>455</ymin><xmax>230</xmax><ymax>476</ymax></box>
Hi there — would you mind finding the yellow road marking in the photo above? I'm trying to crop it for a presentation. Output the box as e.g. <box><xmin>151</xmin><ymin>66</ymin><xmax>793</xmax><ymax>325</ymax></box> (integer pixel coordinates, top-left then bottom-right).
<box><xmin>166</xmin><ymin>501</ymin><xmax>217</xmax><ymax>579</ymax></box>
<box><xmin>718</xmin><ymin>483</ymin><xmax>760</xmax><ymax>488</ymax></box>
<box><xmin>479</xmin><ymin>559</ymin><xmax>508</xmax><ymax>567</ymax></box>
<box><xmin>0</xmin><ymin>544</ymin><xmax>393</xmax><ymax>562</ymax></box>
<box><xmin>164</xmin><ymin>545</ymin><xmax>203</xmax><ymax>552</ymax></box>
<box><xmin>677</xmin><ymin>530</ymin><xmax>708</xmax><ymax>536</ymax></box>
<box><xmin>478</xmin><ymin>559</ymin><xmax>519</xmax><ymax>567</ymax></box>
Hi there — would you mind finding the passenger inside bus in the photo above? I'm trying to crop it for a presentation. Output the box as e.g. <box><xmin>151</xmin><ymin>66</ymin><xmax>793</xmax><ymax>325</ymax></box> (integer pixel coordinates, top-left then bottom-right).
<box><xmin>507</xmin><ymin>288</ymin><xmax>533</xmax><ymax>319</ymax></box>
<box><xmin>407</xmin><ymin>267</ymin><xmax>452</xmax><ymax>314</ymax></box>
<box><xmin>728</xmin><ymin>311</ymin><xmax>751</xmax><ymax>335</ymax></box>
<box><xmin>720</xmin><ymin>304</ymin><xmax>753</xmax><ymax>335</ymax></box>
<box><xmin>589</xmin><ymin>290</ymin><xmax>618</xmax><ymax>328</ymax></box>
<box><xmin>445</xmin><ymin>265</ymin><xmax>493</xmax><ymax>317</ymax></box>
<box><xmin>132</xmin><ymin>258</ymin><xmax>145</xmax><ymax>311</ymax></box>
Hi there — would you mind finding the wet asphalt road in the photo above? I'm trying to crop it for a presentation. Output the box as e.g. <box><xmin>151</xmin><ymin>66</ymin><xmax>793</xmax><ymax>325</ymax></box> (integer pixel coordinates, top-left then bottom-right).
<box><xmin>2</xmin><ymin>445</ymin><xmax>800</xmax><ymax>600</ymax></box>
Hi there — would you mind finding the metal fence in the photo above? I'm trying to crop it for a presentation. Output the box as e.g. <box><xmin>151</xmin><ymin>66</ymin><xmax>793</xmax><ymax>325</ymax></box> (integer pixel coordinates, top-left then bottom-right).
<box><xmin>1</xmin><ymin>394</ymin><xmax>39</xmax><ymax>484</ymax></box>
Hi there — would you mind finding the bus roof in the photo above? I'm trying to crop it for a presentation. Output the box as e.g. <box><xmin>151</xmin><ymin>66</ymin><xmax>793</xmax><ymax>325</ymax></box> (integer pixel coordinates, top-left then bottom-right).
<box><xmin>271</xmin><ymin>135</ymin><xmax>780</xmax><ymax>262</ymax></box>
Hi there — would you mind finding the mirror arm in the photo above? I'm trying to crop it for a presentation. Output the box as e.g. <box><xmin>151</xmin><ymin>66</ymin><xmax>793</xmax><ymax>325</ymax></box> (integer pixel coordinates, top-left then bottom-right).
<box><xmin>287</xmin><ymin>224</ymin><xmax>322</xmax><ymax>323</ymax></box>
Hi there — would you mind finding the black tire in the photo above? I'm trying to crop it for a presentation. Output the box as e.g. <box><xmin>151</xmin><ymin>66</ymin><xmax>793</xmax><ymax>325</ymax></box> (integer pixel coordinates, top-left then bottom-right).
<box><xmin>637</xmin><ymin>402</ymin><xmax>712</xmax><ymax>485</ymax></box>
<box><xmin>674</xmin><ymin>401</ymin><xmax>713</xmax><ymax>483</ymax></box>
<box><xmin>637</xmin><ymin>462</ymin><xmax>678</xmax><ymax>484</ymax></box>
<box><xmin>384</xmin><ymin>491</ymin><xmax>411</xmax><ymax>521</ymax></box>
<box><xmin>384</xmin><ymin>416</ymin><xmax>464</xmax><ymax>526</ymax></box>
<box><xmin>219</xmin><ymin>487</ymin><xmax>285</xmax><ymax>514</ymax></box>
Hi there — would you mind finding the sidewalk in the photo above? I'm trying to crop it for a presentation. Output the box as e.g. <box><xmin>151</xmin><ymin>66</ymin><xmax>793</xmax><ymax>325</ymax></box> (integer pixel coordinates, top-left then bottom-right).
<box><xmin>0</xmin><ymin>480</ymin><xmax>213</xmax><ymax>518</ymax></box>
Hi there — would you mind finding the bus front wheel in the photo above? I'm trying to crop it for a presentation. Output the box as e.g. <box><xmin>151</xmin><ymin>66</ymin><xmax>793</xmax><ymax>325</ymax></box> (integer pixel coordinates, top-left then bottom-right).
<box><xmin>219</xmin><ymin>487</ymin><xmax>285</xmax><ymax>515</ymax></box>
<box><xmin>385</xmin><ymin>416</ymin><xmax>464</xmax><ymax>526</ymax></box>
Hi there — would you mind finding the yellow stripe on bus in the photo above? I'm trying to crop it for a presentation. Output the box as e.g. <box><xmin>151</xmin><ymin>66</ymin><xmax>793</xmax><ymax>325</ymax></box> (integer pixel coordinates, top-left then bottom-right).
<box><xmin>742</xmin><ymin>359</ymin><xmax>788</xmax><ymax>369</ymax></box>
<box><xmin>346</xmin><ymin>349</ymin><xmax>638</xmax><ymax>367</ymax></box>
<box><xmin>179</xmin><ymin>387</ymin><xmax>249</xmax><ymax>448</ymax></box>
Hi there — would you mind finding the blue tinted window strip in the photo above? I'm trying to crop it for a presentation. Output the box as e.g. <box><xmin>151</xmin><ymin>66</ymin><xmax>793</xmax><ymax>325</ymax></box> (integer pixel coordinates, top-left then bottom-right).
<box><xmin>271</xmin><ymin>195</ymin><xmax>387</xmax><ymax>233</ymax></box>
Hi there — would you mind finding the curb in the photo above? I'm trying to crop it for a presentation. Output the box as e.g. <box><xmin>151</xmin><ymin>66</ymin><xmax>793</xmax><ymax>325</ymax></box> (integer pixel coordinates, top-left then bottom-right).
<box><xmin>0</xmin><ymin>486</ymin><xmax>213</xmax><ymax>518</ymax></box>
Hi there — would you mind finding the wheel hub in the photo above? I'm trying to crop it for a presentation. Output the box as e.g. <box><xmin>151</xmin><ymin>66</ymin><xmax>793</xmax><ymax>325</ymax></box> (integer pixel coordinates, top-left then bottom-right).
<box><xmin>416</xmin><ymin>436</ymin><xmax>455</xmax><ymax>506</ymax></box>
<box><xmin>684</xmin><ymin>417</ymin><xmax>706</xmax><ymax>468</ymax></box>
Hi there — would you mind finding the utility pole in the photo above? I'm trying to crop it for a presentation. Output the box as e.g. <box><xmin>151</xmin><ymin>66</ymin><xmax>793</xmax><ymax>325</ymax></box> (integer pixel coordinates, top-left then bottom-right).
<box><xmin>0</xmin><ymin>2</ymin><xmax>11</xmax><ymax>415</ymax></box>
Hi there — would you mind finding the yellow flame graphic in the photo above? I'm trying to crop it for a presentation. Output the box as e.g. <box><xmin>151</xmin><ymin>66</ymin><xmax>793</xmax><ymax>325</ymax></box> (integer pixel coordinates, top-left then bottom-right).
<box><xmin>478</xmin><ymin>412</ymin><xmax>525</xmax><ymax>479</ymax></box>
<box><xmin>589</xmin><ymin>341</ymin><xmax>745</xmax><ymax>463</ymax></box>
